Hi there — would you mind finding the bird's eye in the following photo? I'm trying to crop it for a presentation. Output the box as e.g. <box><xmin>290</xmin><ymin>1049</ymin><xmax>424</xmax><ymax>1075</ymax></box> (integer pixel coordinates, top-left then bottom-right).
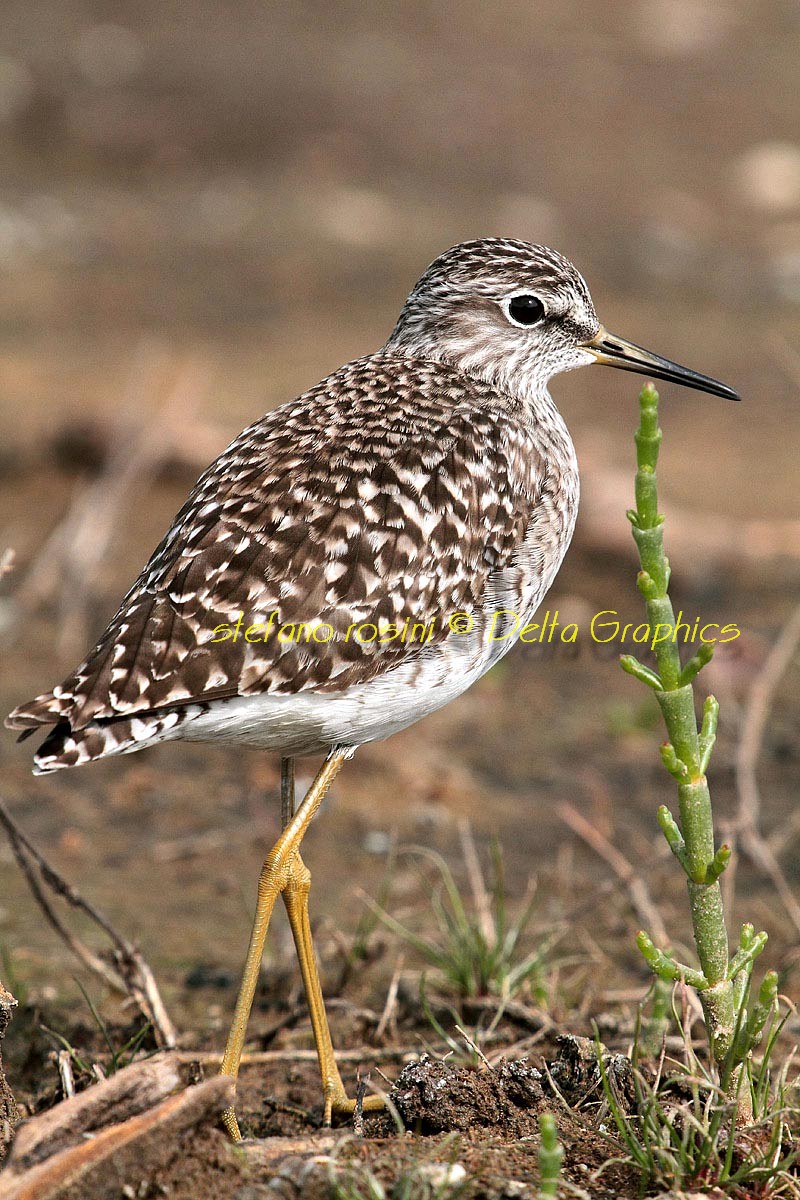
<box><xmin>506</xmin><ymin>294</ymin><xmax>545</xmax><ymax>326</ymax></box>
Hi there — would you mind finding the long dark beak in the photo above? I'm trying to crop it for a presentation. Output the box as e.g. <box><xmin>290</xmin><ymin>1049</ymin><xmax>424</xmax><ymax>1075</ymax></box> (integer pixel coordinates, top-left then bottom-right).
<box><xmin>583</xmin><ymin>326</ymin><xmax>740</xmax><ymax>401</ymax></box>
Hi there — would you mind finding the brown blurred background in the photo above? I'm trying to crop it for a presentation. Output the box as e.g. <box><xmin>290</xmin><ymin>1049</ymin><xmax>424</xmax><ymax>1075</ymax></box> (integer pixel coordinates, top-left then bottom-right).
<box><xmin>0</xmin><ymin>0</ymin><xmax>798</xmax><ymax>475</ymax></box>
<box><xmin>1</xmin><ymin>1</ymin><xmax>799</xmax><ymax>1024</ymax></box>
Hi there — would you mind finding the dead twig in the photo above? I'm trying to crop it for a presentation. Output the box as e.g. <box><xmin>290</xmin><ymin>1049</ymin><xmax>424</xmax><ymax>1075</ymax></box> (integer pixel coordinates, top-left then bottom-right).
<box><xmin>2</xmin><ymin>1065</ymin><xmax>231</xmax><ymax>1200</ymax></box>
<box><xmin>454</xmin><ymin>1024</ymin><xmax>492</xmax><ymax>1070</ymax></box>
<box><xmin>487</xmin><ymin>1031</ymin><xmax>550</xmax><ymax>1065</ymax></box>
<box><xmin>735</xmin><ymin>601</ymin><xmax>800</xmax><ymax>833</ymax></box>
<box><xmin>557</xmin><ymin>800</ymin><xmax>669</xmax><ymax>948</ymax></box>
<box><xmin>0</xmin><ymin>982</ymin><xmax>18</xmax><ymax>1163</ymax></box>
<box><xmin>352</xmin><ymin>1072</ymin><xmax>368</xmax><ymax>1137</ymax></box>
<box><xmin>55</xmin><ymin>1051</ymin><xmax>75</xmax><ymax>1101</ymax></box>
<box><xmin>0</xmin><ymin>799</ymin><xmax>176</xmax><ymax>1047</ymax></box>
<box><xmin>457</xmin><ymin>818</ymin><xmax>495</xmax><ymax>946</ymax></box>
<box><xmin>374</xmin><ymin>955</ymin><xmax>403</xmax><ymax>1043</ymax></box>
<box><xmin>461</xmin><ymin>994</ymin><xmax>550</xmax><ymax>1031</ymax></box>
<box><xmin>7</xmin><ymin>1052</ymin><xmax>185</xmax><ymax>1173</ymax></box>
<box><xmin>172</xmin><ymin>1047</ymin><xmax>411</xmax><ymax>1066</ymax></box>
<box><xmin>767</xmin><ymin>807</ymin><xmax>800</xmax><ymax>858</ymax></box>
<box><xmin>731</xmin><ymin>600</ymin><xmax>800</xmax><ymax>938</ymax></box>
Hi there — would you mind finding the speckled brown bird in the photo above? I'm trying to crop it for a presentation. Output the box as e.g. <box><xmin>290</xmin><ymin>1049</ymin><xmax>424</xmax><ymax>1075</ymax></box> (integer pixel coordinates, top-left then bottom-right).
<box><xmin>6</xmin><ymin>239</ymin><xmax>738</xmax><ymax>1138</ymax></box>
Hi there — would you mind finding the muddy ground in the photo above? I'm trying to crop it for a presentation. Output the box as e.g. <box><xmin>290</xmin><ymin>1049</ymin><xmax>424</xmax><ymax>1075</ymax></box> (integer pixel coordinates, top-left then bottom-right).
<box><xmin>0</xmin><ymin>2</ymin><xmax>799</xmax><ymax>1196</ymax></box>
<box><xmin>2</xmin><ymin>505</ymin><xmax>798</xmax><ymax>1198</ymax></box>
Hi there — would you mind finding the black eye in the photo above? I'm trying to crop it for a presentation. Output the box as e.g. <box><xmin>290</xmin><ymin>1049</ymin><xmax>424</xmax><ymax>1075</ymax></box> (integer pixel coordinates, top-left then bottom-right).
<box><xmin>507</xmin><ymin>294</ymin><xmax>545</xmax><ymax>326</ymax></box>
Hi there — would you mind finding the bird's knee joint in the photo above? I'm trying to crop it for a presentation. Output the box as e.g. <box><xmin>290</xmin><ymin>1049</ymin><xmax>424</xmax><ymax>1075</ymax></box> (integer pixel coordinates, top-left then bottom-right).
<box><xmin>285</xmin><ymin>858</ymin><xmax>311</xmax><ymax>895</ymax></box>
<box><xmin>258</xmin><ymin>848</ymin><xmax>293</xmax><ymax>892</ymax></box>
<box><xmin>259</xmin><ymin>842</ymin><xmax>310</xmax><ymax>895</ymax></box>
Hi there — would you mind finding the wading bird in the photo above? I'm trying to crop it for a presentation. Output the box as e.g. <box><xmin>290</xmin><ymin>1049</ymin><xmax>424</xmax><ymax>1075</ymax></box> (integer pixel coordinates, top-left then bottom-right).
<box><xmin>7</xmin><ymin>240</ymin><xmax>738</xmax><ymax>1138</ymax></box>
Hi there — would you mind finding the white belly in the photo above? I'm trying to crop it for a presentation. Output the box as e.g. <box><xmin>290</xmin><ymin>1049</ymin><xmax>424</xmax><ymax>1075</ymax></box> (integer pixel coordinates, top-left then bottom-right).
<box><xmin>180</xmin><ymin>639</ymin><xmax>489</xmax><ymax>755</ymax></box>
<box><xmin>181</xmin><ymin>492</ymin><xmax>579</xmax><ymax>756</ymax></box>
<box><xmin>183</xmin><ymin>409</ymin><xmax>580</xmax><ymax>758</ymax></box>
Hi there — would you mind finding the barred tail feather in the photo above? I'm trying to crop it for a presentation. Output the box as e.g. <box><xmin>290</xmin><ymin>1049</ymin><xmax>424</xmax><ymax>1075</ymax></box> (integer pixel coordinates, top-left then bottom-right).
<box><xmin>31</xmin><ymin>708</ymin><xmax>202</xmax><ymax>774</ymax></box>
<box><xmin>6</xmin><ymin>690</ymin><xmax>74</xmax><ymax>731</ymax></box>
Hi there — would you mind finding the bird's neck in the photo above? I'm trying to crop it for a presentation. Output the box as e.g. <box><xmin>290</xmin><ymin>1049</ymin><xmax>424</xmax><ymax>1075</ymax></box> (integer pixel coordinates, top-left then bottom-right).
<box><xmin>381</xmin><ymin>335</ymin><xmax>570</xmax><ymax>433</ymax></box>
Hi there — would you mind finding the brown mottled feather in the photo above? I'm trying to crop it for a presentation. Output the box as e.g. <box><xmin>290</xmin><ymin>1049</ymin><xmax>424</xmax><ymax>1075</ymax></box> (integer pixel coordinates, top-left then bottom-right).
<box><xmin>9</xmin><ymin>354</ymin><xmax>543</xmax><ymax>735</ymax></box>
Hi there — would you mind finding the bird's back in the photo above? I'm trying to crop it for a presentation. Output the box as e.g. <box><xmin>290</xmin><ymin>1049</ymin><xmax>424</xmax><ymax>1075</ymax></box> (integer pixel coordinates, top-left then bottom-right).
<box><xmin>7</xmin><ymin>352</ymin><xmax>577</xmax><ymax>771</ymax></box>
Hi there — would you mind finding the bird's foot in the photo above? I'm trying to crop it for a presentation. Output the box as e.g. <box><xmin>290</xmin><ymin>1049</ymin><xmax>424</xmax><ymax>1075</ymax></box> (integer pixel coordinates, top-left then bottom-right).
<box><xmin>324</xmin><ymin>1085</ymin><xmax>385</xmax><ymax>1126</ymax></box>
<box><xmin>221</xmin><ymin>1103</ymin><xmax>243</xmax><ymax>1142</ymax></box>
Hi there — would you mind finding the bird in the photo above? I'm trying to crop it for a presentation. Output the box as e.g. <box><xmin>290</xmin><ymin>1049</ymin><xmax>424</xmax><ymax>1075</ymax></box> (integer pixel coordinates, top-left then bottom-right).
<box><xmin>6</xmin><ymin>239</ymin><xmax>739</xmax><ymax>1139</ymax></box>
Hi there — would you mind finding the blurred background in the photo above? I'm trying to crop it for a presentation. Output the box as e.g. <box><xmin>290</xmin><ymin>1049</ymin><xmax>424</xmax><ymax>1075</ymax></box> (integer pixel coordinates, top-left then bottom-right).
<box><xmin>1</xmin><ymin>0</ymin><xmax>799</xmax><ymax>1032</ymax></box>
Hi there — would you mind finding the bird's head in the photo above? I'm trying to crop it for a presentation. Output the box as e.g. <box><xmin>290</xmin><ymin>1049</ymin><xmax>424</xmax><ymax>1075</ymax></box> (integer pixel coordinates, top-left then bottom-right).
<box><xmin>386</xmin><ymin>238</ymin><xmax>739</xmax><ymax>403</ymax></box>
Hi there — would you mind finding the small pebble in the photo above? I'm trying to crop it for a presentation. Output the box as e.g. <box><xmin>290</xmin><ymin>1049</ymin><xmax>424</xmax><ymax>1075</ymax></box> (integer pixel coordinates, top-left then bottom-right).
<box><xmin>415</xmin><ymin>1162</ymin><xmax>468</xmax><ymax>1188</ymax></box>
<box><xmin>363</xmin><ymin>829</ymin><xmax>391</xmax><ymax>855</ymax></box>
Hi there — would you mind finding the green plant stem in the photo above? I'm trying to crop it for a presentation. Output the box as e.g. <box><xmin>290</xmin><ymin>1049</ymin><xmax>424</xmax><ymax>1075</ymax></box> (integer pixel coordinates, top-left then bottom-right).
<box><xmin>537</xmin><ymin>1112</ymin><xmax>563</xmax><ymax>1198</ymax></box>
<box><xmin>625</xmin><ymin>384</ymin><xmax>760</xmax><ymax>1122</ymax></box>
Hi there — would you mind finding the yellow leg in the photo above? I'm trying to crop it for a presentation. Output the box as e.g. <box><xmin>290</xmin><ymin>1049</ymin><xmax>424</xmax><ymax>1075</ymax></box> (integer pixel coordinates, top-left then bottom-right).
<box><xmin>283</xmin><ymin>850</ymin><xmax>384</xmax><ymax>1124</ymax></box>
<box><xmin>219</xmin><ymin>749</ymin><xmax>348</xmax><ymax>1141</ymax></box>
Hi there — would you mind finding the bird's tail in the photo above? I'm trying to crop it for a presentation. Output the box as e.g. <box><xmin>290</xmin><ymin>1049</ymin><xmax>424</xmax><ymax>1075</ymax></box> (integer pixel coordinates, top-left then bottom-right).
<box><xmin>13</xmin><ymin>707</ymin><xmax>200</xmax><ymax>774</ymax></box>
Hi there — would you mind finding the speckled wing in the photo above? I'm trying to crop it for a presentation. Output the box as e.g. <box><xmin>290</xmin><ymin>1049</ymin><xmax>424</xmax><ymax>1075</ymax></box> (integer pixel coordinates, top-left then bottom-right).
<box><xmin>7</xmin><ymin>354</ymin><xmax>544</xmax><ymax>734</ymax></box>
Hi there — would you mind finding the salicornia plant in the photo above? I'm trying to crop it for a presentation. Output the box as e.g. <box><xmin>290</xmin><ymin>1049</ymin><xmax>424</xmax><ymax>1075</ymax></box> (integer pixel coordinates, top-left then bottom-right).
<box><xmin>537</xmin><ymin>1111</ymin><xmax>564</xmax><ymax>1198</ymax></box>
<box><xmin>621</xmin><ymin>383</ymin><xmax>778</xmax><ymax>1123</ymax></box>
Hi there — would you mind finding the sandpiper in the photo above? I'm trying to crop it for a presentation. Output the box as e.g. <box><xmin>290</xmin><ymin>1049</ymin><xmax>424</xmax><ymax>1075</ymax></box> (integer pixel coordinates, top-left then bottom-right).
<box><xmin>7</xmin><ymin>239</ymin><xmax>738</xmax><ymax>1138</ymax></box>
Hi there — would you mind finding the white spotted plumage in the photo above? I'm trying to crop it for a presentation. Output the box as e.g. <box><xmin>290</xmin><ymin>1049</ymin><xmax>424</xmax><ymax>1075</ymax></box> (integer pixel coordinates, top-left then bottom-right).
<box><xmin>7</xmin><ymin>239</ymin><xmax>593</xmax><ymax>773</ymax></box>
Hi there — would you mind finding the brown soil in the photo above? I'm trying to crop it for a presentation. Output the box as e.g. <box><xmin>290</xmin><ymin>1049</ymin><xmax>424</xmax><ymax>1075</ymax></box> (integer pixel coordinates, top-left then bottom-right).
<box><xmin>2</xmin><ymin>477</ymin><xmax>799</xmax><ymax>1197</ymax></box>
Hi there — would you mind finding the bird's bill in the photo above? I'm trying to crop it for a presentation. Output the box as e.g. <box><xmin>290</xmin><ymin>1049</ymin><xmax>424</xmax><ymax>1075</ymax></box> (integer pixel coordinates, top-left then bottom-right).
<box><xmin>583</xmin><ymin>326</ymin><xmax>740</xmax><ymax>401</ymax></box>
